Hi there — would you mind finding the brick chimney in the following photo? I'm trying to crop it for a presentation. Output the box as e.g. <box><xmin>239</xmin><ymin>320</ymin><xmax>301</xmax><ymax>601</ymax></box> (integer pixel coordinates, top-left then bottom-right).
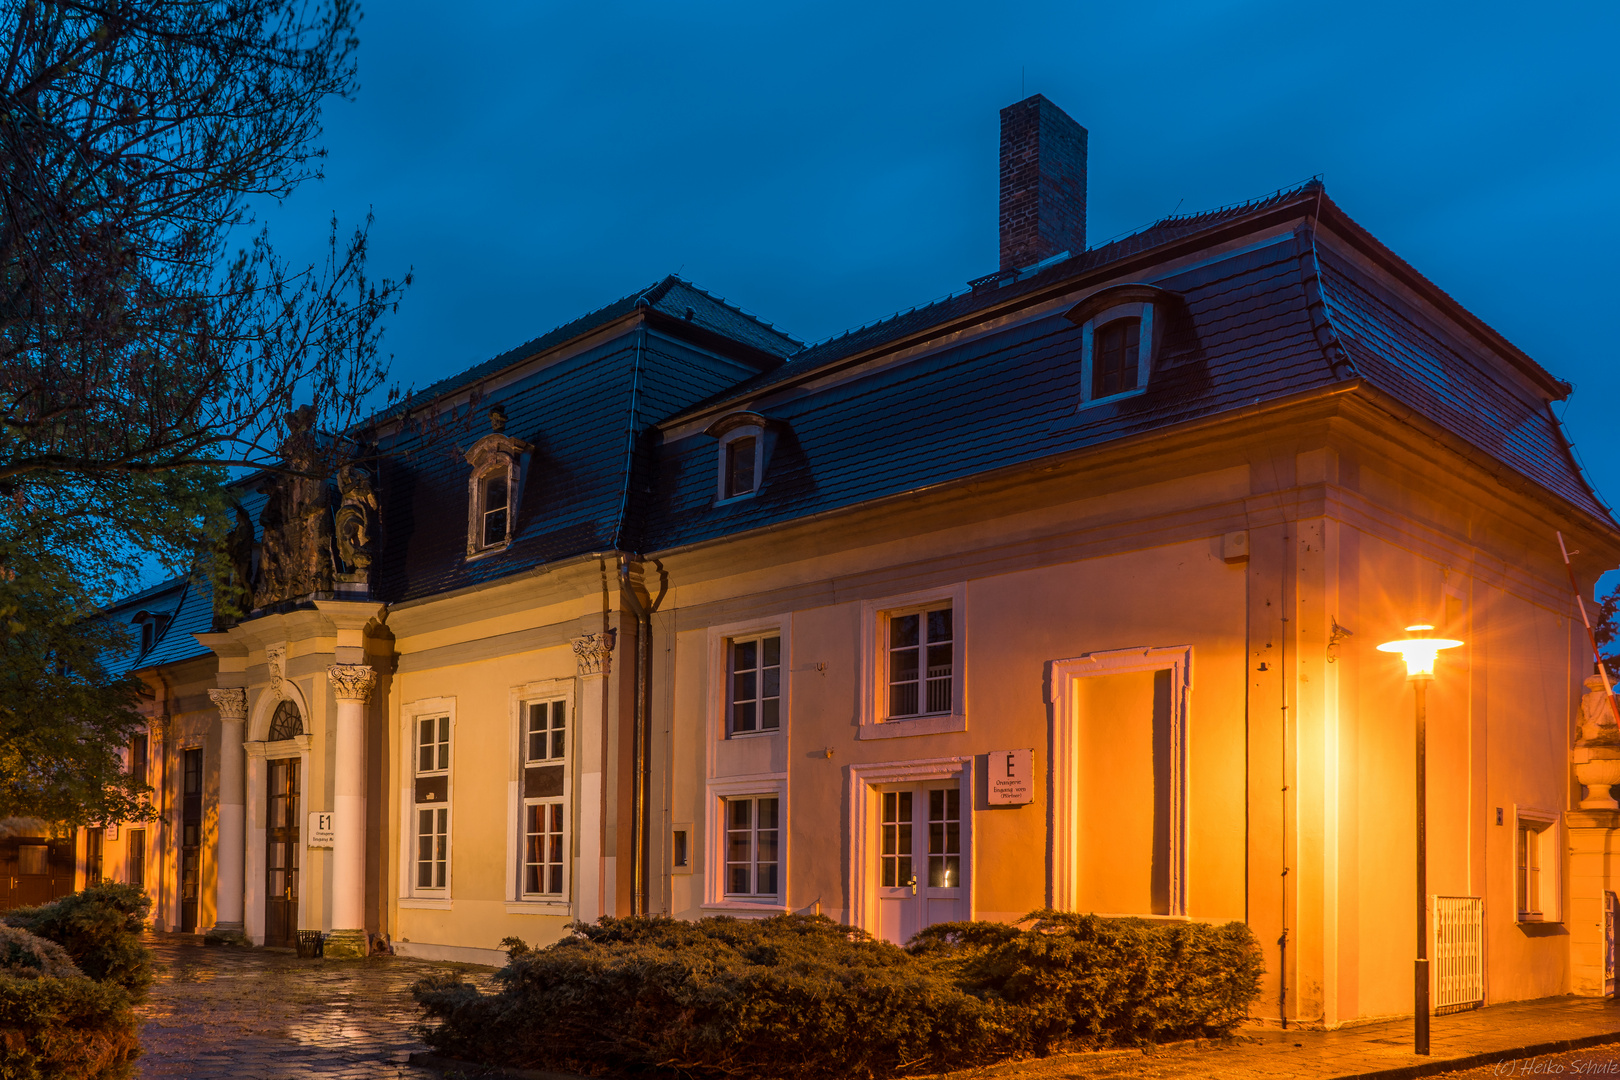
<box><xmin>999</xmin><ymin>95</ymin><xmax>1087</xmax><ymax>272</ymax></box>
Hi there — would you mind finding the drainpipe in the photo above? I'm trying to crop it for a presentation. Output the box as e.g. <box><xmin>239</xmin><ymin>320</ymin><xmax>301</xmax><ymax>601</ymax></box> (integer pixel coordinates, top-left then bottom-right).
<box><xmin>619</xmin><ymin>557</ymin><xmax>653</xmax><ymax>917</ymax></box>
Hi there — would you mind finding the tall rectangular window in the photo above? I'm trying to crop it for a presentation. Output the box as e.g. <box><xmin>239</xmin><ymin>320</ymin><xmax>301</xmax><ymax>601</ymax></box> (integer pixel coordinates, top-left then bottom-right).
<box><xmin>127</xmin><ymin>829</ymin><xmax>146</xmax><ymax>888</ymax></box>
<box><xmin>1092</xmin><ymin>318</ymin><xmax>1141</xmax><ymax>399</ymax></box>
<box><xmin>724</xmin><ymin>796</ymin><xmax>779</xmax><ymax>897</ymax></box>
<box><xmin>417</xmin><ymin>807</ymin><xmax>448</xmax><ymax>889</ymax></box>
<box><xmin>418</xmin><ymin>716</ymin><xmax>450</xmax><ymax>774</ymax></box>
<box><xmin>728</xmin><ymin>634</ymin><xmax>781</xmax><ymax>735</ymax></box>
<box><xmin>85</xmin><ymin>827</ymin><xmax>104</xmax><ymax>886</ymax></box>
<box><xmin>1518</xmin><ymin>821</ymin><xmax>1543</xmax><ymax>918</ymax></box>
<box><xmin>928</xmin><ymin>787</ymin><xmax>961</xmax><ymax>888</ymax></box>
<box><xmin>130</xmin><ymin>732</ymin><xmax>148</xmax><ymax>790</ymax></box>
<box><xmin>413</xmin><ymin>715</ymin><xmax>451</xmax><ymax>893</ymax></box>
<box><xmin>521</xmin><ymin>698</ymin><xmax>568</xmax><ymax>899</ymax></box>
<box><xmin>725</xmin><ymin>436</ymin><xmax>757</xmax><ymax>497</ymax></box>
<box><xmin>888</xmin><ymin>605</ymin><xmax>953</xmax><ymax>718</ymax></box>
<box><xmin>880</xmin><ymin>791</ymin><xmax>913</xmax><ymax>888</ymax></box>
<box><xmin>482</xmin><ymin>474</ymin><xmax>509</xmax><ymax>546</ymax></box>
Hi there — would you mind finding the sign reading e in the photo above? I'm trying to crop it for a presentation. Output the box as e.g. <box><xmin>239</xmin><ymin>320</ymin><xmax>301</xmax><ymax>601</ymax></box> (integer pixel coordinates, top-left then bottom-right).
<box><xmin>987</xmin><ymin>748</ymin><xmax>1033</xmax><ymax>806</ymax></box>
<box><xmin>307</xmin><ymin>811</ymin><xmax>336</xmax><ymax>848</ymax></box>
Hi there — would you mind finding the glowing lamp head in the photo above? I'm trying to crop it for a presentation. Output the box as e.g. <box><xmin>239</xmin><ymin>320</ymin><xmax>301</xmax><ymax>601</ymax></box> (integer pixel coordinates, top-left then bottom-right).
<box><xmin>1376</xmin><ymin>624</ymin><xmax>1463</xmax><ymax>680</ymax></box>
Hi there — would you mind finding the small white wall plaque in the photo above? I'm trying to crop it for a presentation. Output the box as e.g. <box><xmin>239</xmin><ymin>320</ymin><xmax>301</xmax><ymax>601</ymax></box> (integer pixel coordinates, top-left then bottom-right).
<box><xmin>307</xmin><ymin>811</ymin><xmax>336</xmax><ymax>848</ymax></box>
<box><xmin>988</xmin><ymin>748</ymin><xmax>1033</xmax><ymax>806</ymax></box>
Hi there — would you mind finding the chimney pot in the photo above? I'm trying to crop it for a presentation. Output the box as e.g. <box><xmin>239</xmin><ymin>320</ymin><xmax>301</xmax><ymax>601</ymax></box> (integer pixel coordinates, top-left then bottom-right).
<box><xmin>999</xmin><ymin>95</ymin><xmax>1087</xmax><ymax>273</ymax></box>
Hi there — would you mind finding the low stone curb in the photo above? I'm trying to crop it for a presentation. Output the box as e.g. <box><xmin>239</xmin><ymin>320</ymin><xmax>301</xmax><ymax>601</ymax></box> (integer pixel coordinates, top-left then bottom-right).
<box><xmin>1330</xmin><ymin>1029</ymin><xmax>1620</xmax><ymax>1080</ymax></box>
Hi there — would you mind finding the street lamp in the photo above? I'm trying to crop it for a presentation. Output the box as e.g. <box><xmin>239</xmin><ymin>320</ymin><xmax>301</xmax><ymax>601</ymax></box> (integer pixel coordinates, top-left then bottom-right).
<box><xmin>1376</xmin><ymin>625</ymin><xmax>1462</xmax><ymax>1056</ymax></box>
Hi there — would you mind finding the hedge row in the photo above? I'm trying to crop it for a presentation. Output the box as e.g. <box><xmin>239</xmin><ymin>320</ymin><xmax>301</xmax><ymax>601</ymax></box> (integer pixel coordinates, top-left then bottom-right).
<box><xmin>412</xmin><ymin>911</ymin><xmax>1264</xmax><ymax>1079</ymax></box>
<box><xmin>0</xmin><ymin>883</ymin><xmax>151</xmax><ymax>1080</ymax></box>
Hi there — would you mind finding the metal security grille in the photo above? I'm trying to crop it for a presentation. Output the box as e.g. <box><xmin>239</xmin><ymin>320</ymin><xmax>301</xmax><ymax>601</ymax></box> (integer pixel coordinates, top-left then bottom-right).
<box><xmin>1432</xmin><ymin>896</ymin><xmax>1484</xmax><ymax>1013</ymax></box>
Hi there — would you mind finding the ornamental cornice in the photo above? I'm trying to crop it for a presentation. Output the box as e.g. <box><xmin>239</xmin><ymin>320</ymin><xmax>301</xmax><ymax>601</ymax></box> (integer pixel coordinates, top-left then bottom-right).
<box><xmin>207</xmin><ymin>688</ymin><xmax>248</xmax><ymax>722</ymax></box>
<box><xmin>572</xmin><ymin>631</ymin><xmax>615</xmax><ymax>677</ymax></box>
<box><xmin>328</xmin><ymin>663</ymin><xmax>377</xmax><ymax>703</ymax></box>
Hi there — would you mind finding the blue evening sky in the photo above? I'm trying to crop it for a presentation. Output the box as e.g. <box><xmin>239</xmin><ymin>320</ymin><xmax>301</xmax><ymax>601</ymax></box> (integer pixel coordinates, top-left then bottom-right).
<box><xmin>265</xmin><ymin>1</ymin><xmax>1618</xmax><ymax>578</ymax></box>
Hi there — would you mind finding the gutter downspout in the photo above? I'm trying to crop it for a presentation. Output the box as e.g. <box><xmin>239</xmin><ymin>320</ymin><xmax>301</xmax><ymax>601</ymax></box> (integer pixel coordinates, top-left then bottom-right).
<box><xmin>619</xmin><ymin>557</ymin><xmax>653</xmax><ymax>917</ymax></box>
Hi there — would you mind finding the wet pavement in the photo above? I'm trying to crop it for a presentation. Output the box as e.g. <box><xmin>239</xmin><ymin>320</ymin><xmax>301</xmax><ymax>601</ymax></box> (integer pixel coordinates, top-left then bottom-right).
<box><xmin>136</xmin><ymin>933</ymin><xmax>495</xmax><ymax>1079</ymax></box>
<box><xmin>136</xmin><ymin>932</ymin><xmax>1620</xmax><ymax>1079</ymax></box>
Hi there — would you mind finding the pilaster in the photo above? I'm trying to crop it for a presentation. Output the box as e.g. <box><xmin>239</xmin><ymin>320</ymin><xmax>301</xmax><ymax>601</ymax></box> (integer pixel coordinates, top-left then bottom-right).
<box><xmin>327</xmin><ymin>663</ymin><xmax>376</xmax><ymax>958</ymax></box>
<box><xmin>573</xmin><ymin>631</ymin><xmax>614</xmax><ymax>924</ymax></box>
<box><xmin>207</xmin><ymin>688</ymin><xmax>249</xmax><ymax>930</ymax></box>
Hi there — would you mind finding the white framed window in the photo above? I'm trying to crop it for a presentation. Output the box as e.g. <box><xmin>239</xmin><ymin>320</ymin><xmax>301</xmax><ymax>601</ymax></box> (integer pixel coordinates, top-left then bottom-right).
<box><xmin>463</xmin><ymin>423</ymin><xmax>532</xmax><ymax>558</ymax></box>
<box><xmin>1063</xmin><ymin>283</ymin><xmax>1171</xmax><ymax>410</ymax></box>
<box><xmin>520</xmin><ymin>697</ymin><xmax>569</xmax><ymax>899</ymax></box>
<box><xmin>506</xmin><ymin>681</ymin><xmax>574</xmax><ymax>913</ymax></box>
<box><xmin>858</xmin><ymin>584</ymin><xmax>967</xmax><ymax>740</ymax></box>
<box><xmin>703</xmin><ymin>775</ymin><xmax>789</xmax><ymax>912</ymax></box>
<box><xmin>1514</xmin><ymin>808</ymin><xmax>1560</xmax><ymax>922</ymax></box>
<box><xmin>705</xmin><ymin>411</ymin><xmax>770</xmax><ymax>504</ymax></box>
<box><xmin>727</xmin><ymin>632</ymin><xmax>781</xmax><ymax>736</ymax></box>
<box><xmin>705</xmin><ymin>616</ymin><xmax>791</xmax><ymax>762</ymax></box>
<box><xmin>398</xmin><ymin>698</ymin><xmax>455</xmax><ymax>907</ymax></box>
<box><xmin>723</xmin><ymin>795</ymin><xmax>779</xmax><ymax>898</ymax></box>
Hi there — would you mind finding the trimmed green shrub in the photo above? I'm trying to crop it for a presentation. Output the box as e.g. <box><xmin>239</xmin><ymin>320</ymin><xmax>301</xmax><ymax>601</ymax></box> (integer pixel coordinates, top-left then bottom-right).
<box><xmin>0</xmin><ymin>925</ymin><xmax>82</xmax><ymax>980</ymax></box>
<box><xmin>0</xmin><ymin>971</ymin><xmax>138</xmax><ymax>1080</ymax></box>
<box><xmin>914</xmin><ymin>910</ymin><xmax>1265</xmax><ymax>1053</ymax></box>
<box><xmin>4</xmin><ymin>882</ymin><xmax>152</xmax><ymax>1001</ymax></box>
<box><xmin>413</xmin><ymin>911</ymin><xmax>1264</xmax><ymax>1079</ymax></box>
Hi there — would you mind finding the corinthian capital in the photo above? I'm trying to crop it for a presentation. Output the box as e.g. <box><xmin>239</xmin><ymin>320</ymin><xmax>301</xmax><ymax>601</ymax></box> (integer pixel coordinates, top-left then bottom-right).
<box><xmin>572</xmin><ymin>631</ymin><xmax>615</xmax><ymax>676</ymax></box>
<box><xmin>207</xmin><ymin>688</ymin><xmax>248</xmax><ymax>722</ymax></box>
<box><xmin>327</xmin><ymin>664</ymin><xmax>377</xmax><ymax>703</ymax></box>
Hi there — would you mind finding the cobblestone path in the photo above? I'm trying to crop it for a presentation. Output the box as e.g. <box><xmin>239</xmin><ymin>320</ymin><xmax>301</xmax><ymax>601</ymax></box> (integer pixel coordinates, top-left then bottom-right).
<box><xmin>136</xmin><ymin>934</ymin><xmax>495</xmax><ymax>1079</ymax></box>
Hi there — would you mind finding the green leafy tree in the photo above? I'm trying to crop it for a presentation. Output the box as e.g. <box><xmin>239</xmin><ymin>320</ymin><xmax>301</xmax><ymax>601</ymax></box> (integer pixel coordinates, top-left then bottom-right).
<box><xmin>0</xmin><ymin>0</ymin><xmax>412</xmax><ymax>821</ymax></box>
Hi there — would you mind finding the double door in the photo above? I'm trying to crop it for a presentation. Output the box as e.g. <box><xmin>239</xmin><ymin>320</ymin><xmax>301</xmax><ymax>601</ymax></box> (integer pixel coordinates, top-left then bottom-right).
<box><xmin>876</xmin><ymin>784</ymin><xmax>964</xmax><ymax>945</ymax></box>
<box><xmin>265</xmin><ymin>758</ymin><xmax>301</xmax><ymax>948</ymax></box>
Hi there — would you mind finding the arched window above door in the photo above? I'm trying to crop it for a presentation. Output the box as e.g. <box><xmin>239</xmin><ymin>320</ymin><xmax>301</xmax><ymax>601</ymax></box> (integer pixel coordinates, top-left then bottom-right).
<box><xmin>268</xmin><ymin>700</ymin><xmax>303</xmax><ymax>741</ymax></box>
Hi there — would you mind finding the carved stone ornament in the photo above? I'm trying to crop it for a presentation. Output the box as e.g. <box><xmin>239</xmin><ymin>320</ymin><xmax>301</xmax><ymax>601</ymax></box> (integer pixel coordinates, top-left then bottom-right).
<box><xmin>265</xmin><ymin>645</ymin><xmax>286</xmax><ymax>700</ymax></box>
<box><xmin>334</xmin><ymin>464</ymin><xmax>379</xmax><ymax>581</ymax></box>
<box><xmin>572</xmin><ymin>631</ymin><xmax>615</xmax><ymax>677</ymax></box>
<box><xmin>1574</xmin><ymin>672</ymin><xmax>1620</xmax><ymax>810</ymax></box>
<box><xmin>328</xmin><ymin>663</ymin><xmax>377</xmax><ymax>703</ymax></box>
<box><xmin>207</xmin><ymin>688</ymin><xmax>248</xmax><ymax>722</ymax></box>
<box><xmin>252</xmin><ymin>406</ymin><xmax>336</xmax><ymax>609</ymax></box>
<box><xmin>464</xmin><ymin>420</ymin><xmax>534</xmax><ymax>557</ymax></box>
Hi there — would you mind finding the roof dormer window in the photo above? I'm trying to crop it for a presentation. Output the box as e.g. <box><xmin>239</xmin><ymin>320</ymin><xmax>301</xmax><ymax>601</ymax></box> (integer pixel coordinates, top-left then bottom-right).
<box><xmin>1064</xmin><ymin>283</ymin><xmax>1178</xmax><ymax>409</ymax></box>
<box><xmin>725</xmin><ymin>436</ymin><xmax>758</xmax><ymax>498</ymax></box>
<box><xmin>480</xmin><ymin>473</ymin><xmax>509</xmax><ymax>547</ymax></box>
<box><xmin>705</xmin><ymin>411</ymin><xmax>772</xmax><ymax>504</ymax></box>
<box><xmin>1093</xmin><ymin>317</ymin><xmax>1141</xmax><ymax>398</ymax></box>
<box><xmin>464</xmin><ymin>404</ymin><xmax>533</xmax><ymax>559</ymax></box>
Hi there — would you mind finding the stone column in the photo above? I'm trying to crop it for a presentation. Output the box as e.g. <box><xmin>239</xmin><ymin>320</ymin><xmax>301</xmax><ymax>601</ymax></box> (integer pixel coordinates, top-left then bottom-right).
<box><xmin>572</xmin><ymin>632</ymin><xmax>614</xmax><ymax>924</ymax></box>
<box><xmin>326</xmin><ymin>664</ymin><xmax>376</xmax><ymax>958</ymax></box>
<box><xmin>207</xmin><ymin>689</ymin><xmax>248</xmax><ymax>931</ymax></box>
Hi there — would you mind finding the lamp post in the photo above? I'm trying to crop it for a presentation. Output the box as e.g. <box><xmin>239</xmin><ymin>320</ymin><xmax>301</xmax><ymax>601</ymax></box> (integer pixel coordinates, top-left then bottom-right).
<box><xmin>1376</xmin><ymin>625</ymin><xmax>1462</xmax><ymax>1056</ymax></box>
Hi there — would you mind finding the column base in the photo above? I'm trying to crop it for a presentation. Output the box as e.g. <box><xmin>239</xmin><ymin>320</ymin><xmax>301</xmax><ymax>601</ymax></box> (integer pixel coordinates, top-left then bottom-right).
<box><xmin>324</xmin><ymin>928</ymin><xmax>369</xmax><ymax>959</ymax></box>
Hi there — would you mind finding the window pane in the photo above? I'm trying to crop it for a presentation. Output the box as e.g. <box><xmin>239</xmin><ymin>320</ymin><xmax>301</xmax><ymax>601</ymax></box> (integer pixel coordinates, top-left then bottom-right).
<box><xmin>761</xmin><ymin>699</ymin><xmax>780</xmax><ymax>731</ymax></box>
<box><xmin>733</xmin><ymin>701</ymin><xmax>757</xmax><ymax>733</ymax></box>
<box><xmin>733</xmin><ymin>639</ymin><xmax>757</xmax><ymax>671</ymax></box>
<box><xmin>890</xmin><ymin>614</ymin><xmax>919</xmax><ymax>648</ymax></box>
<box><xmin>733</xmin><ymin>670</ymin><xmax>757</xmax><ymax>704</ymax></box>
<box><xmin>727</xmin><ymin>830</ymin><xmax>751</xmax><ymax>864</ymax></box>
<box><xmin>730</xmin><ymin>799</ymin><xmax>752</xmax><ymax>829</ymax></box>
<box><xmin>758</xmin><ymin>863</ymin><xmax>778</xmax><ymax>896</ymax></box>
<box><xmin>890</xmin><ymin>681</ymin><xmax>918</xmax><ymax>717</ymax></box>
<box><xmin>727</xmin><ymin>437</ymin><xmax>757</xmax><ymax>497</ymax></box>
<box><xmin>419</xmin><ymin>719</ymin><xmax>433</xmax><ymax>772</ymax></box>
<box><xmin>927</xmin><ymin>607</ymin><xmax>952</xmax><ymax>644</ymax></box>
<box><xmin>485</xmin><ymin>476</ymin><xmax>508</xmax><ymax>511</ymax></box>
<box><xmin>763</xmin><ymin>636</ymin><xmax>780</xmax><ymax>667</ymax></box>
<box><xmin>729</xmin><ymin>866</ymin><xmax>749</xmax><ymax>894</ymax></box>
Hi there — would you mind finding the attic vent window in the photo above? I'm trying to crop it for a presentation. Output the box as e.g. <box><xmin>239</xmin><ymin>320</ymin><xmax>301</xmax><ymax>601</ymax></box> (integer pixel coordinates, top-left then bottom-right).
<box><xmin>481</xmin><ymin>475</ymin><xmax>509</xmax><ymax>546</ymax></box>
<box><xmin>705</xmin><ymin>411</ymin><xmax>772</xmax><ymax>505</ymax></box>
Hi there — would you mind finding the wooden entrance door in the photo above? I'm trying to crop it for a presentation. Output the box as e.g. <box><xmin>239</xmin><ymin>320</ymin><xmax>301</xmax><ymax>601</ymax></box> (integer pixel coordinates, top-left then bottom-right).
<box><xmin>265</xmin><ymin>758</ymin><xmax>300</xmax><ymax>948</ymax></box>
<box><xmin>876</xmin><ymin>785</ymin><xmax>964</xmax><ymax>945</ymax></box>
<box><xmin>0</xmin><ymin>834</ymin><xmax>76</xmax><ymax>911</ymax></box>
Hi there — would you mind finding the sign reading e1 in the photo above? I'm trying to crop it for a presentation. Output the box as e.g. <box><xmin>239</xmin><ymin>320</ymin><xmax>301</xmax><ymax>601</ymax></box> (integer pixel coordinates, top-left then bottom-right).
<box><xmin>987</xmin><ymin>748</ymin><xmax>1033</xmax><ymax>806</ymax></box>
<box><xmin>307</xmin><ymin>812</ymin><xmax>335</xmax><ymax>848</ymax></box>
